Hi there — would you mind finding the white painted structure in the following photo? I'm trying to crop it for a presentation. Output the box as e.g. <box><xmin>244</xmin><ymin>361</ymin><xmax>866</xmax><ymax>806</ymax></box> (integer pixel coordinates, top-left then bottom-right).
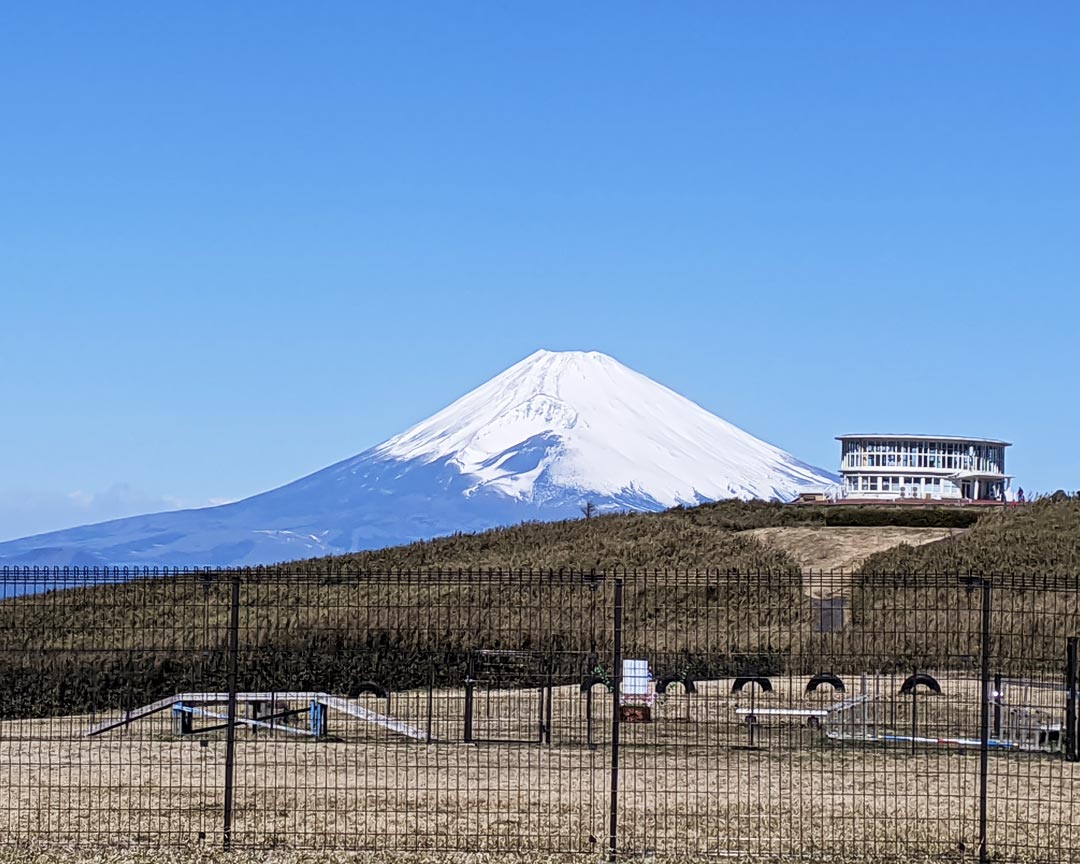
<box><xmin>85</xmin><ymin>691</ymin><xmax>429</xmax><ymax>741</ymax></box>
<box><xmin>622</xmin><ymin>659</ymin><xmax>651</xmax><ymax>699</ymax></box>
<box><xmin>837</xmin><ymin>434</ymin><xmax>1011</xmax><ymax>502</ymax></box>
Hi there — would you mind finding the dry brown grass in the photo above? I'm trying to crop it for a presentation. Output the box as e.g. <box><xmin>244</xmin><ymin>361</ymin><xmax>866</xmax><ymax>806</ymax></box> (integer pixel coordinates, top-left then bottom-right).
<box><xmin>0</xmin><ymin>573</ymin><xmax>810</xmax><ymax>718</ymax></box>
<box><xmin>742</xmin><ymin>527</ymin><xmax>958</xmax><ymax>577</ymax></box>
<box><xmin>3</xmin><ymin>679</ymin><xmax>1079</xmax><ymax>863</ymax></box>
<box><xmin>859</xmin><ymin>496</ymin><xmax>1080</xmax><ymax>577</ymax></box>
<box><xmin>0</xmin><ymin>851</ymin><xmax>601</xmax><ymax>864</ymax></box>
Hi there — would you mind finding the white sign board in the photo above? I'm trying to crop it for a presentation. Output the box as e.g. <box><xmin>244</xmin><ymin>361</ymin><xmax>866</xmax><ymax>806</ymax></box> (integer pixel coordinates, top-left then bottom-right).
<box><xmin>622</xmin><ymin>659</ymin><xmax>651</xmax><ymax>696</ymax></box>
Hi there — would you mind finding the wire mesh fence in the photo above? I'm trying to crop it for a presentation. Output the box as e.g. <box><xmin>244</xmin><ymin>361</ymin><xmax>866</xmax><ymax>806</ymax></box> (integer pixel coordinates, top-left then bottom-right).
<box><xmin>1</xmin><ymin>566</ymin><xmax>1079</xmax><ymax>862</ymax></box>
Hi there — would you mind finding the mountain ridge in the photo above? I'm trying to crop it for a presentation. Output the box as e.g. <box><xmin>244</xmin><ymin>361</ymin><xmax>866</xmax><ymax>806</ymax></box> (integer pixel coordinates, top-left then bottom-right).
<box><xmin>0</xmin><ymin>349</ymin><xmax>838</xmax><ymax>566</ymax></box>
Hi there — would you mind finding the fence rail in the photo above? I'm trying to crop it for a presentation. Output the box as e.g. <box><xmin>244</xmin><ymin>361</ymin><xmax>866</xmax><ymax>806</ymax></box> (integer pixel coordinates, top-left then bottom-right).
<box><xmin>2</xmin><ymin>566</ymin><xmax>1079</xmax><ymax>862</ymax></box>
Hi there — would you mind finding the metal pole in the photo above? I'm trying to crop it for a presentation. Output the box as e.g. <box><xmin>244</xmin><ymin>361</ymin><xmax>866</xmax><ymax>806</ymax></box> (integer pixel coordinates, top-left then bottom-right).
<box><xmin>587</xmin><ymin>686</ymin><xmax>595</xmax><ymax>749</ymax></box>
<box><xmin>545</xmin><ymin>685</ymin><xmax>554</xmax><ymax>746</ymax></box>
<box><xmin>537</xmin><ymin>687</ymin><xmax>545</xmax><ymax>744</ymax></box>
<box><xmin>978</xmin><ymin>579</ymin><xmax>993</xmax><ymax>864</ymax></box>
<box><xmin>608</xmin><ymin>578</ymin><xmax>624</xmax><ymax>864</ymax></box>
<box><xmin>749</xmin><ymin>687</ymin><xmax>757</xmax><ymax>747</ymax></box>
<box><xmin>222</xmin><ymin>574</ymin><xmax>241</xmax><ymax>850</ymax></box>
<box><xmin>463</xmin><ymin>653</ymin><xmax>475</xmax><ymax>744</ymax></box>
<box><xmin>992</xmin><ymin>674</ymin><xmax>1002</xmax><ymax>738</ymax></box>
<box><xmin>545</xmin><ymin>656</ymin><xmax>554</xmax><ymax>746</ymax></box>
<box><xmin>911</xmin><ymin>683</ymin><xmax>918</xmax><ymax>756</ymax></box>
<box><xmin>1066</xmin><ymin>637</ymin><xmax>1078</xmax><ymax>762</ymax></box>
<box><xmin>426</xmin><ymin>661</ymin><xmax>435</xmax><ymax>745</ymax></box>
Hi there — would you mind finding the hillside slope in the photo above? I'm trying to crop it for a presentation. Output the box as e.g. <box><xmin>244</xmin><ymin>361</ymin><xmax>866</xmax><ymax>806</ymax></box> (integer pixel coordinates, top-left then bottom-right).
<box><xmin>298</xmin><ymin>502</ymin><xmax>803</xmax><ymax>573</ymax></box>
<box><xmin>295</xmin><ymin>499</ymin><xmax>980</xmax><ymax>573</ymax></box>
<box><xmin>0</xmin><ymin>508</ymin><xmax>803</xmax><ymax>718</ymax></box>
<box><xmin>5</xmin><ymin>499</ymin><xmax>1078</xmax><ymax>720</ymax></box>
<box><xmin>859</xmin><ymin>496</ymin><xmax>1080</xmax><ymax>576</ymax></box>
<box><xmin>0</xmin><ymin>350</ymin><xmax>836</xmax><ymax>567</ymax></box>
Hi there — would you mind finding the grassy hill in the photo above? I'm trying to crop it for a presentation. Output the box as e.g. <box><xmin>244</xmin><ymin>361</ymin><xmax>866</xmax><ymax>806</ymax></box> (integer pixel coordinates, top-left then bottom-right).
<box><xmin>294</xmin><ymin>501</ymin><xmax>802</xmax><ymax>573</ymax></box>
<box><xmin>291</xmin><ymin>499</ymin><xmax>980</xmax><ymax>572</ymax></box>
<box><xmin>847</xmin><ymin>495</ymin><xmax>1080</xmax><ymax>674</ymax></box>
<box><xmin>1</xmin><ymin>572</ymin><xmax>809</xmax><ymax>719</ymax></box>
<box><xmin>859</xmin><ymin>494</ymin><xmax>1080</xmax><ymax>577</ymax></box>
<box><xmin>1</xmin><ymin>502</ymin><xmax>809</xmax><ymax>719</ymax></box>
<box><xmin>1</xmin><ymin>498</ymin><xmax>1072</xmax><ymax>720</ymax></box>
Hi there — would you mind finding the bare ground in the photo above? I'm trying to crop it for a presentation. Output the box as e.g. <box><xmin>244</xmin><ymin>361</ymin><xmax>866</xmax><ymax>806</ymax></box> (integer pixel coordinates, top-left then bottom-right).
<box><xmin>741</xmin><ymin>527</ymin><xmax>960</xmax><ymax>592</ymax></box>
<box><xmin>2</xmin><ymin>678</ymin><xmax>1077</xmax><ymax>862</ymax></box>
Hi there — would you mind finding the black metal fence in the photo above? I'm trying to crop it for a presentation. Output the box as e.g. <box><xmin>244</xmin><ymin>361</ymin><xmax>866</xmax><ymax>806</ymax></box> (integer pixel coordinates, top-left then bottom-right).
<box><xmin>2</xmin><ymin>566</ymin><xmax>1080</xmax><ymax>862</ymax></box>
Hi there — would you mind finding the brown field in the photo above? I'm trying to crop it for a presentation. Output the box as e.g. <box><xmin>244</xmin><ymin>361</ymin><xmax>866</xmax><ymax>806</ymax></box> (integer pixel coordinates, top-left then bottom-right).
<box><xmin>742</xmin><ymin>527</ymin><xmax>959</xmax><ymax>586</ymax></box>
<box><xmin>3</xmin><ymin>677</ymin><xmax>1079</xmax><ymax>863</ymax></box>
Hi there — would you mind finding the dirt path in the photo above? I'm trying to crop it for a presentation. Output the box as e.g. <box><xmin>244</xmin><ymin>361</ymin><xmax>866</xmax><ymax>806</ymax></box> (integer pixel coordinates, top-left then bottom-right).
<box><xmin>742</xmin><ymin>525</ymin><xmax>960</xmax><ymax>583</ymax></box>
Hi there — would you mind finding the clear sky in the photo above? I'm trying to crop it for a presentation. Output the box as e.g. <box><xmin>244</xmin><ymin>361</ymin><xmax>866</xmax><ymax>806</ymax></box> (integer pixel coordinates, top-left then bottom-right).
<box><xmin>2</xmin><ymin>3</ymin><xmax>1078</xmax><ymax>541</ymax></box>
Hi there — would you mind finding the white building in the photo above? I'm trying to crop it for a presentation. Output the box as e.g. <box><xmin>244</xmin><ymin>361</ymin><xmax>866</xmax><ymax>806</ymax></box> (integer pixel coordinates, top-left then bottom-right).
<box><xmin>837</xmin><ymin>434</ymin><xmax>1010</xmax><ymax>502</ymax></box>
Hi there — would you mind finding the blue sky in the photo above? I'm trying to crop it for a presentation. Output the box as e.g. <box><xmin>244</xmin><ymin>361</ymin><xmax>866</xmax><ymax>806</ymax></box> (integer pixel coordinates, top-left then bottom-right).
<box><xmin>2</xmin><ymin>3</ymin><xmax>1078</xmax><ymax>540</ymax></box>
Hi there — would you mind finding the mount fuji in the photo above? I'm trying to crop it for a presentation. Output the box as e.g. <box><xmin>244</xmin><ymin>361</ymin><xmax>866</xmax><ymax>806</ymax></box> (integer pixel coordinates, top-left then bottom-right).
<box><xmin>0</xmin><ymin>350</ymin><xmax>838</xmax><ymax>567</ymax></box>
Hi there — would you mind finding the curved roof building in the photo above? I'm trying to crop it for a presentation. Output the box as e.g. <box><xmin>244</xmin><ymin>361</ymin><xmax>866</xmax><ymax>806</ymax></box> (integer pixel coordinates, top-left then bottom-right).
<box><xmin>837</xmin><ymin>434</ymin><xmax>1011</xmax><ymax>502</ymax></box>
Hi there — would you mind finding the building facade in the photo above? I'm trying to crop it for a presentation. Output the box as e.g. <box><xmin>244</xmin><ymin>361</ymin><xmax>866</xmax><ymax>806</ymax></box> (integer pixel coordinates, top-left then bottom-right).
<box><xmin>837</xmin><ymin>434</ymin><xmax>1010</xmax><ymax>502</ymax></box>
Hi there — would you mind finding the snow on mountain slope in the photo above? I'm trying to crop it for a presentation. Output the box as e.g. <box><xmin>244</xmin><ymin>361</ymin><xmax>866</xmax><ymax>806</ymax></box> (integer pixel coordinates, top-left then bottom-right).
<box><xmin>0</xmin><ymin>350</ymin><xmax>838</xmax><ymax>567</ymax></box>
<box><xmin>373</xmin><ymin>350</ymin><xmax>832</xmax><ymax>504</ymax></box>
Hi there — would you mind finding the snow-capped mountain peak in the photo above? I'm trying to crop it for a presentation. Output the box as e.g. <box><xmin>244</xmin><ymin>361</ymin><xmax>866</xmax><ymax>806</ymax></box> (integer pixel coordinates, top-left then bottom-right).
<box><xmin>373</xmin><ymin>348</ymin><xmax>833</xmax><ymax>506</ymax></box>
<box><xmin>0</xmin><ymin>349</ymin><xmax>837</xmax><ymax>567</ymax></box>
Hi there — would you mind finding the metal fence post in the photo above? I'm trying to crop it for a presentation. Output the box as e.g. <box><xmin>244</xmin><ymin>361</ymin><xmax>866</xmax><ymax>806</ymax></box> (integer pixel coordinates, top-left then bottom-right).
<box><xmin>911</xmin><ymin>669</ymin><xmax>919</xmax><ymax>755</ymax></box>
<box><xmin>608</xmin><ymin>578</ymin><xmax>624</xmax><ymax>864</ymax></box>
<box><xmin>978</xmin><ymin>578</ymin><xmax>993</xmax><ymax>864</ymax></box>
<box><xmin>463</xmin><ymin>651</ymin><xmax>475</xmax><ymax>744</ymax></box>
<box><xmin>426</xmin><ymin>659</ymin><xmax>435</xmax><ymax>745</ymax></box>
<box><xmin>544</xmin><ymin>654</ymin><xmax>554</xmax><ymax>746</ymax></box>
<box><xmin>223</xmin><ymin>574</ymin><xmax>241</xmax><ymax>850</ymax></box>
<box><xmin>1066</xmin><ymin>637</ymin><xmax>1078</xmax><ymax>762</ymax></box>
<box><xmin>992</xmin><ymin>673</ymin><xmax>1002</xmax><ymax>738</ymax></box>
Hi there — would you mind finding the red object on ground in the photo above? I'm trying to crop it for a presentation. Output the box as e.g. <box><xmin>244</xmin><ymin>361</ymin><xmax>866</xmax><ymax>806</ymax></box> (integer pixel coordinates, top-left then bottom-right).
<box><xmin>619</xmin><ymin>705</ymin><xmax>652</xmax><ymax>724</ymax></box>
